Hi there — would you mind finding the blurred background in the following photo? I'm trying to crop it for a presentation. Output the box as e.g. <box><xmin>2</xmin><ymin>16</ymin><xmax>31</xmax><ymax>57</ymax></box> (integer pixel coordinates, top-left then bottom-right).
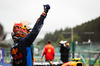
<box><xmin>0</xmin><ymin>0</ymin><xmax>100</xmax><ymax>66</ymax></box>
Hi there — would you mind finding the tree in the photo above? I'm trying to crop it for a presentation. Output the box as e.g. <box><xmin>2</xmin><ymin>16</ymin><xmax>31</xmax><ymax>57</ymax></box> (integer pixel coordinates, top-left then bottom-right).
<box><xmin>56</xmin><ymin>34</ymin><xmax>65</xmax><ymax>44</ymax></box>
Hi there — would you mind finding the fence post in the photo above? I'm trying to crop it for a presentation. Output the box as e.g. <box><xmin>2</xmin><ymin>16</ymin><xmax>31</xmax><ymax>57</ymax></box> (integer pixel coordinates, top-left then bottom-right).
<box><xmin>89</xmin><ymin>52</ymin><xmax>91</xmax><ymax>66</ymax></box>
<box><xmin>72</xmin><ymin>42</ymin><xmax>74</xmax><ymax>60</ymax></box>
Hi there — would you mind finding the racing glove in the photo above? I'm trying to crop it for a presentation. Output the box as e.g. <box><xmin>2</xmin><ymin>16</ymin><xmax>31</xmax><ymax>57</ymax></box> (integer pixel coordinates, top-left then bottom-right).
<box><xmin>44</xmin><ymin>4</ymin><xmax>50</xmax><ymax>13</ymax></box>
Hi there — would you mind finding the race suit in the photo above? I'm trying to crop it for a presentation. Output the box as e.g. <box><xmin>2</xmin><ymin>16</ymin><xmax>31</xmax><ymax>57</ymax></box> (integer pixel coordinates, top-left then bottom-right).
<box><xmin>11</xmin><ymin>12</ymin><xmax>47</xmax><ymax>66</ymax></box>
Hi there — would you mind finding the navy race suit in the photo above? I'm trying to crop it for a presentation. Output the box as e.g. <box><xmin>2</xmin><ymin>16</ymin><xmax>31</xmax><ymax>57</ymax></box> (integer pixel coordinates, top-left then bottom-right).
<box><xmin>11</xmin><ymin>12</ymin><xmax>47</xmax><ymax>66</ymax></box>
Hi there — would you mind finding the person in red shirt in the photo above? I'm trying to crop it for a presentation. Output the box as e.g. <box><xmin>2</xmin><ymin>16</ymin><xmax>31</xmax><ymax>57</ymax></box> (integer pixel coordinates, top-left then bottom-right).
<box><xmin>41</xmin><ymin>40</ymin><xmax>55</xmax><ymax>61</ymax></box>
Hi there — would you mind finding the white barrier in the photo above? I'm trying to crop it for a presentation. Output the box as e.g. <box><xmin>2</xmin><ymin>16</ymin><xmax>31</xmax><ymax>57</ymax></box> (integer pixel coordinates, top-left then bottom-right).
<box><xmin>33</xmin><ymin>61</ymin><xmax>63</xmax><ymax>66</ymax></box>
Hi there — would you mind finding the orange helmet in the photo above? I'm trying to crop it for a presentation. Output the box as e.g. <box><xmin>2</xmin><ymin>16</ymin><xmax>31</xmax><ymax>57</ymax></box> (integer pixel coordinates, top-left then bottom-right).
<box><xmin>12</xmin><ymin>21</ymin><xmax>31</xmax><ymax>41</ymax></box>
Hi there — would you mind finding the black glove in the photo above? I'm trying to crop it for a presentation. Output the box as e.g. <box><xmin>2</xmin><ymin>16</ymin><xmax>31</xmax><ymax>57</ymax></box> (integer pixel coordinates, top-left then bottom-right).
<box><xmin>43</xmin><ymin>4</ymin><xmax>50</xmax><ymax>13</ymax></box>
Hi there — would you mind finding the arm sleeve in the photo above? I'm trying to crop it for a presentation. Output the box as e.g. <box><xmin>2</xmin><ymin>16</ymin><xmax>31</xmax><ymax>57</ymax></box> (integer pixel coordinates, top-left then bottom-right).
<box><xmin>53</xmin><ymin>48</ymin><xmax>55</xmax><ymax>57</ymax></box>
<box><xmin>42</xmin><ymin>46</ymin><xmax>46</xmax><ymax>56</ymax></box>
<box><xmin>21</xmin><ymin>12</ymin><xmax>47</xmax><ymax>46</ymax></box>
<box><xmin>60</xmin><ymin>47</ymin><xmax>63</xmax><ymax>53</ymax></box>
<box><xmin>66</xmin><ymin>46</ymin><xmax>70</xmax><ymax>51</ymax></box>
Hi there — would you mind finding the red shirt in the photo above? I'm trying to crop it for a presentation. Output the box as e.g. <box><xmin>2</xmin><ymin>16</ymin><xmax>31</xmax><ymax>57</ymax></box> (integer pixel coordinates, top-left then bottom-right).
<box><xmin>42</xmin><ymin>44</ymin><xmax>55</xmax><ymax>60</ymax></box>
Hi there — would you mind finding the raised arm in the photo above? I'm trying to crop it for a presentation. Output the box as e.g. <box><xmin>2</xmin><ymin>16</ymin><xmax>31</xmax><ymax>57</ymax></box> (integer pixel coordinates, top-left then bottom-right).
<box><xmin>22</xmin><ymin>4</ymin><xmax>50</xmax><ymax>46</ymax></box>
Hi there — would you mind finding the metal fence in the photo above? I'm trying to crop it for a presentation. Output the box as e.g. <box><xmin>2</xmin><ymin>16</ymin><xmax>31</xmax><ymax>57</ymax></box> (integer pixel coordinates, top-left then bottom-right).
<box><xmin>0</xmin><ymin>42</ymin><xmax>100</xmax><ymax>66</ymax></box>
<box><xmin>34</xmin><ymin>42</ymin><xmax>100</xmax><ymax>66</ymax></box>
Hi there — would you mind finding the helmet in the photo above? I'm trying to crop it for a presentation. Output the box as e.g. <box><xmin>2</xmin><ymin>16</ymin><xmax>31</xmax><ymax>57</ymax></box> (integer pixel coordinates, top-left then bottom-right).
<box><xmin>12</xmin><ymin>21</ymin><xmax>31</xmax><ymax>41</ymax></box>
